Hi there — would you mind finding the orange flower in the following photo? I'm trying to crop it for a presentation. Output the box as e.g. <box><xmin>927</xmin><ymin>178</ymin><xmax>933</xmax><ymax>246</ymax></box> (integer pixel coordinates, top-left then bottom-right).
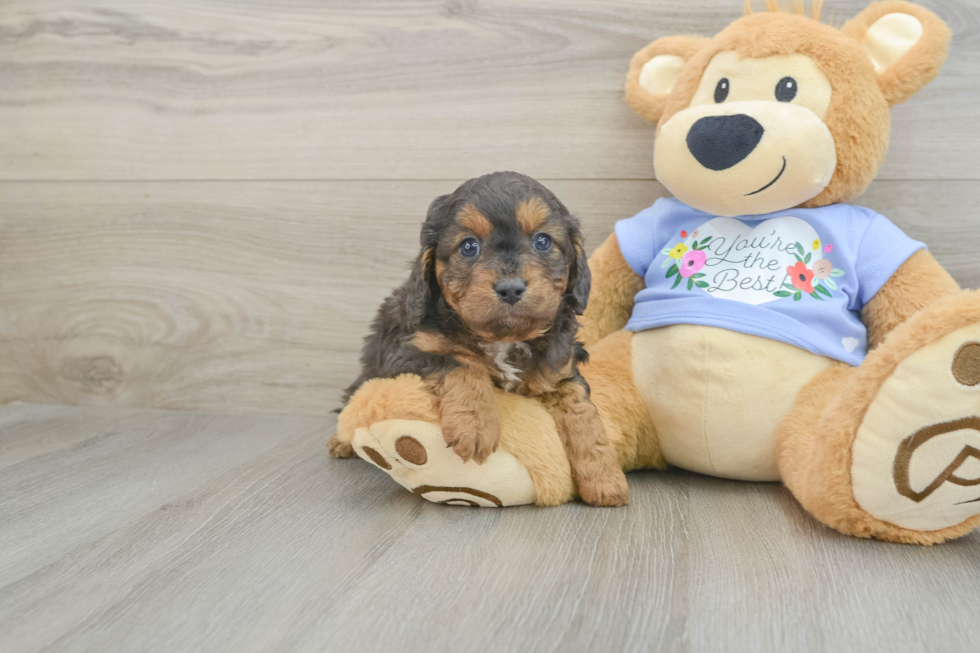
<box><xmin>787</xmin><ymin>261</ymin><xmax>814</xmax><ymax>294</ymax></box>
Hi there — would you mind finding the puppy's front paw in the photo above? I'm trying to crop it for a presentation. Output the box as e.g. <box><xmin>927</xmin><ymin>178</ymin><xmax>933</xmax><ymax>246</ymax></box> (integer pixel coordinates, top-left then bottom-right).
<box><xmin>578</xmin><ymin>469</ymin><xmax>630</xmax><ymax>507</ymax></box>
<box><xmin>328</xmin><ymin>434</ymin><xmax>356</xmax><ymax>459</ymax></box>
<box><xmin>441</xmin><ymin>416</ymin><xmax>500</xmax><ymax>464</ymax></box>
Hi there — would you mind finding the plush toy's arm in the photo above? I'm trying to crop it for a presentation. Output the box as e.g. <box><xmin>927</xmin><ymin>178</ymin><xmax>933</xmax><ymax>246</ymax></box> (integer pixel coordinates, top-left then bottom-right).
<box><xmin>862</xmin><ymin>249</ymin><xmax>960</xmax><ymax>349</ymax></box>
<box><xmin>579</xmin><ymin>233</ymin><xmax>646</xmax><ymax>347</ymax></box>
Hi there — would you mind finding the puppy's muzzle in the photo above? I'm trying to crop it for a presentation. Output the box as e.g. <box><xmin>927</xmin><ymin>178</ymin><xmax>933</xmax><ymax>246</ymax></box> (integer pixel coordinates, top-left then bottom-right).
<box><xmin>494</xmin><ymin>278</ymin><xmax>527</xmax><ymax>305</ymax></box>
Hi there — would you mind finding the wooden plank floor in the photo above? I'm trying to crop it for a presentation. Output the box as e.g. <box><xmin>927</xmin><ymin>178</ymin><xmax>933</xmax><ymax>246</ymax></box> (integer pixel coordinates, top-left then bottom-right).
<box><xmin>1</xmin><ymin>402</ymin><xmax>979</xmax><ymax>653</ymax></box>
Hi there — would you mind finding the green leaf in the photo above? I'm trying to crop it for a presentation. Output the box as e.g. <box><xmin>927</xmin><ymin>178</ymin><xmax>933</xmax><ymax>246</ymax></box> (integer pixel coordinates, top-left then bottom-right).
<box><xmin>804</xmin><ymin>252</ymin><xmax>811</xmax><ymax>264</ymax></box>
<box><xmin>687</xmin><ymin>277</ymin><xmax>694</xmax><ymax>291</ymax></box>
<box><xmin>661</xmin><ymin>258</ymin><xmax>673</xmax><ymax>268</ymax></box>
<box><xmin>810</xmin><ymin>291</ymin><xmax>824</xmax><ymax>301</ymax></box>
<box><xmin>774</xmin><ymin>290</ymin><xmax>792</xmax><ymax>297</ymax></box>
<box><xmin>793</xmin><ymin>291</ymin><xmax>802</xmax><ymax>301</ymax></box>
<box><xmin>692</xmin><ymin>272</ymin><xmax>706</xmax><ymax>278</ymax></box>
<box><xmin>695</xmin><ymin>280</ymin><xmax>709</xmax><ymax>288</ymax></box>
<box><xmin>824</xmin><ymin>278</ymin><xmax>838</xmax><ymax>290</ymax></box>
<box><xmin>783</xmin><ymin>283</ymin><xmax>799</xmax><ymax>292</ymax></box>
<box><xmin>661</xmin><ymin>247</ymin><xmax>672</xmax><ymax>255</ymax></box>
<box><xmin>671</xmin><ymin>274</ymin><xmax>682</xmax><ymax>290</ymax></box>
<box><xmin>830</xmin><ymin>268</ymin><xmax>846</xmax><ymax>277</ymax></box>
<box><xmin>699</xmin><ymin>236</ymin><xmax>712</xmax><ymax>245</ymax></box>
<box><xmin>815</xmin><ymin>283</ymin><xmax>832</xmax><ymax>297</ymax></box>
<box><xmin>795</xmin><ymin>242</ymin><xmax>805</xmax><ymax>255</ymax></box>
<box><xmin>691</xmin><ymin>240</ymin><xmax>699</xmax><ymax>250</ymax></box>
<box><xmin>793</xmin><ymin>254</ymin><xmax>803</xmax><ymax>263</ymax></box>
<box><xmin>666</xmin><ymin>264</ymin><xmax>678</xmax><ymax>278</ymax></box>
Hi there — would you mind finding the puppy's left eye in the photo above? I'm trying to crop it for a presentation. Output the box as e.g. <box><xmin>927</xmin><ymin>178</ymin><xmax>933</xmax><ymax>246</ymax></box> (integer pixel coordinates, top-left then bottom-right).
<box><xmin>533</xmin><ymin>233</ymin><xmax>552</xmax><ymax>251</ymax></box>
<box><xmin>459</xmin><ymin>237</ymin><xmax>480</xmax><ymax>258</ymax></box>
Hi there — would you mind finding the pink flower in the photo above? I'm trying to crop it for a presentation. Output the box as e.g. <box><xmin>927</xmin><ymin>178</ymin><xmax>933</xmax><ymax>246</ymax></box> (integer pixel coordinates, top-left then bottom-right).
<box><xmin>824</xmin><ymin>244</ymin><xmax>833</xmax><ymax>253</ymax></box>
<box><xmin>679</xmin><ymin>250</ymin><xmax>706</xmax><ymax>277</ymax></box>
<box><xmin>691</xmin><ymin>229</ymin><xmax>700</xmax><ymax>240</ymax></box>
<box><xmin>812</xmin><ymin>259</ymin><xmax>833</xmax><ymax>279</ymax></box>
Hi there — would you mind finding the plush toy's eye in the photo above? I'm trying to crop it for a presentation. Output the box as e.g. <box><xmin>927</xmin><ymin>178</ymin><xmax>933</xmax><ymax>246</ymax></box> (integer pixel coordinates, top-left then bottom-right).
<box><xmin>775</xmin><ymin>77</ymin><xmax>798</xmax><ymax>102</ymax></box>
<box><xmin>533</xmin><ymin>233</ymin><xmax>552</xmax><ymax>251</ymax></box>
<box><xmin>459</xmin><ymin>237</ymin><xmax>480</xmax><ymax>258</ymax></box>
<box><xmin>714</xmin><ymin>78</ymin><xmax>730</xmax><ymax>103</ymax></box>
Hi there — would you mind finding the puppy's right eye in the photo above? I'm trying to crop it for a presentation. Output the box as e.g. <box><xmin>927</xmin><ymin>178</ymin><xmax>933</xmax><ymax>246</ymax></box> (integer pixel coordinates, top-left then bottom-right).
<box><xmin>459</xmin><ymin>237</ymin><xmax>480</xmax><ymax>258</ymax></box>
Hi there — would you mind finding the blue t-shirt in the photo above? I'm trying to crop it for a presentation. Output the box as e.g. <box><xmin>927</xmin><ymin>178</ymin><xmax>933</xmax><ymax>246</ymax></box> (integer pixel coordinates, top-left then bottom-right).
<box><xmin>615</xmin><ymin>199</ymin><xmax>925</xmax><ymax>366</ymax></box>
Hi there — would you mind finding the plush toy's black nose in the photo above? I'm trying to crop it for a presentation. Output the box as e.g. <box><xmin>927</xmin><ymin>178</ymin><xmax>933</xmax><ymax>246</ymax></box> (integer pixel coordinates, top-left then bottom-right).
<box><xmin>494</xmin><ymin>278</ymin><xmax>526</xmax><ymax>305</ymax></box>
<box><xmin>686</xmin><ymin>114</ymin><xmax>764</xmax><ymax>171</ymax></box>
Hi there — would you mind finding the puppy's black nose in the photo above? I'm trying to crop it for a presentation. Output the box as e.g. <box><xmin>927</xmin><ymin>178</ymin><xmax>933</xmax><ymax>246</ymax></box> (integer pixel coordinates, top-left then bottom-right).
<box><xmin>494</xmin><ymin>278</ymin><xmax>526</xmax><ymax>305</ymax></box>
<box><xmin>686</xmin><ymin>114</ymin><xmax>764</xmax><ymax>171</ymax></box>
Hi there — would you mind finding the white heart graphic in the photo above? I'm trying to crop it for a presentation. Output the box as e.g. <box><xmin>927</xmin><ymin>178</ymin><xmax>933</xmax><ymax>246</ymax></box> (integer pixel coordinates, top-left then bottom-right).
<box><xmin>674</xmin><ymin>216</ymin><xmax>824</xmax><ymax>306</ymax></box>
<box><xmin>842</xmin><ymin>337</ymin><xmax>859</xmax><ymax>353</ymax></box>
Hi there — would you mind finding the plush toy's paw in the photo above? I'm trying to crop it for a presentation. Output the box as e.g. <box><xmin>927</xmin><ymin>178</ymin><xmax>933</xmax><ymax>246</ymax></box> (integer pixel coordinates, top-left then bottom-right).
<box><xmin>852</xmin><ymin>322</ymin><xmax>980</xmax><ymax>532</ymax></box>
<box><xmin>350</xmin><ymin>418</ymin><xmax>536</xmax><ymax>507</ymax></box>
<box><xmin>578</xmin><ymin>470</ymin><xmax>631</xmax><ymax>507</ymax></box>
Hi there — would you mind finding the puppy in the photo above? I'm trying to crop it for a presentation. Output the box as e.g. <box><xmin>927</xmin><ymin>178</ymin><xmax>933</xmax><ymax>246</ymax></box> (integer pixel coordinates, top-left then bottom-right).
<box><xmin>330</xmin><ymin>171</ymin><xmax>629</xmax><ymax>507</ymax></box>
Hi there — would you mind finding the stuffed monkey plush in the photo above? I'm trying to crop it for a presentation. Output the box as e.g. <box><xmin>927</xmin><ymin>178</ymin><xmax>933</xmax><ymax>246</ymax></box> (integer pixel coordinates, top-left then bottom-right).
<box><xmin>333</xmin><ymin>1</ymin><xmax>980</xmax><ymax>545</ymax></box>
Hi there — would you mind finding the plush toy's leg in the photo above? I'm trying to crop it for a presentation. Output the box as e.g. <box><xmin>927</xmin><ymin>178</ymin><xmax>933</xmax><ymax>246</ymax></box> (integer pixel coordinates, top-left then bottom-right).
<box><xmin>334</xmin><ymin>374</ymin><xmax>575</xmax><ymax>506</ymax></box>
<box><xmin>777</xmin><ymin>292</ymin><xmax>980</xmax><ymax>544</ymax></box>
<box><xmin>580</xmin><ymin>330</ymin><xmax>663</xmax><ymax>472</ymax></box>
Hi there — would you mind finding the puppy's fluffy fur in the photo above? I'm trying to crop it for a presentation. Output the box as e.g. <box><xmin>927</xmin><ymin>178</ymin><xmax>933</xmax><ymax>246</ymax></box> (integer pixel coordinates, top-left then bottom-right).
<box><xmin>332</xmin><ymin>172</ymin><xmax>629</xmax><ymax>506</ymax></box>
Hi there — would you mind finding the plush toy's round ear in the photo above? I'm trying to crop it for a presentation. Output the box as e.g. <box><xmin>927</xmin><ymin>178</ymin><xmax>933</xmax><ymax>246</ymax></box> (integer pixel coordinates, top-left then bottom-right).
<box><xmin>841</xmin><ymin>1</ymin><xmax>951</xmax><ymax>106</ymax></box>
<box><xmin>626</xmin><ymin>35</ymin><xmax>709</xmax><ymax>124</ymax></box>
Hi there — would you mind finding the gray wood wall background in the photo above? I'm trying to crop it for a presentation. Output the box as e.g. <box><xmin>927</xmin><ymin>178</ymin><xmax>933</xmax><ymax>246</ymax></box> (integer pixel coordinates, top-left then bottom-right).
<box><xmin>2</xmin><ymin>0</ymin><xmax>979</xmax><ymax>416</ymax></box>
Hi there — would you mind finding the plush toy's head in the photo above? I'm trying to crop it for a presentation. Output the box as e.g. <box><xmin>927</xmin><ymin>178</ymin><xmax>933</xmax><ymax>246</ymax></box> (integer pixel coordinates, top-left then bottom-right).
<box><xmin>626</xmin><ymin>1</ymin><xmax>950</xmax><ymax>217</ymax></box>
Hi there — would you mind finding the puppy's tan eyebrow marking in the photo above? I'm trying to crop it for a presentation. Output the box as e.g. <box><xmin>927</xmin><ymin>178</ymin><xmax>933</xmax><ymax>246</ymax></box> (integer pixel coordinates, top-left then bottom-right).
<box><xmin>516</xmin><ymin>196</ymin><xmax>550</xmax><ymax>235</ymax></box>
<box><xmin>457</xmin><ymin>204</ymin><xmax>493</xmax><ymax>238</ymax></box>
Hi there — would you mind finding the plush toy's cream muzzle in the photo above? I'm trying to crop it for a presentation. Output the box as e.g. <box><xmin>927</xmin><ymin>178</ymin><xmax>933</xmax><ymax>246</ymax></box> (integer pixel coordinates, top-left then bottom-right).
<box><xmin>654</xmin><ymin>100</ymin><xmax>837</xmax><ymax>216</ymax></box>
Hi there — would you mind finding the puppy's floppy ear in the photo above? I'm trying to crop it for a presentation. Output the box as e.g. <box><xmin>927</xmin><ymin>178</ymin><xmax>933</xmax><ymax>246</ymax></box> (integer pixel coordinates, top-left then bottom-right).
<box><xmin>565</xmin><ymin>221</ymin><xmax>591</xmax><ymax>316</ymax></box>
<box><xmin>399</xmin><ymin>245</ymin><xmax>437</xmax><ymax>330</ymax></box>
<box><xmin>400</xmin><ymin>194</ymin><xmax>451</xmax><ymax>329</ymax></box>
<box><xmin>626</xmin><ymin>35</ymin><xmax>710</xmax><ymax>125</ymax></box>
<box><xmin>841</xmin><ymin>1</ymin><xmax>950</xmax><ymax>106</ymax></box>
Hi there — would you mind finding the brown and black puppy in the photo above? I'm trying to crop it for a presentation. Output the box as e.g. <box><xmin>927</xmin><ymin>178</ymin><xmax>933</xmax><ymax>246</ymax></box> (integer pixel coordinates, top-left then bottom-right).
<box><xmin>330</xmin><ymin>171</ymin><xmax>629</xmax><ymax>506</ymax></box>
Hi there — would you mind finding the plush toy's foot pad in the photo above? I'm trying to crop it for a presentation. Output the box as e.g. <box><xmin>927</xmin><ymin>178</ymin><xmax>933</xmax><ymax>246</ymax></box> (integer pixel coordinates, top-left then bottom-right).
<box><xmin>852</xmin><ymin>324</ymin><xmax>980</xmax><ymax>531</ymax></box>
<box><xmin>350</xmin><ymin>419</ymin><xmax>537</xmax><ymax>507</ymax></box>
